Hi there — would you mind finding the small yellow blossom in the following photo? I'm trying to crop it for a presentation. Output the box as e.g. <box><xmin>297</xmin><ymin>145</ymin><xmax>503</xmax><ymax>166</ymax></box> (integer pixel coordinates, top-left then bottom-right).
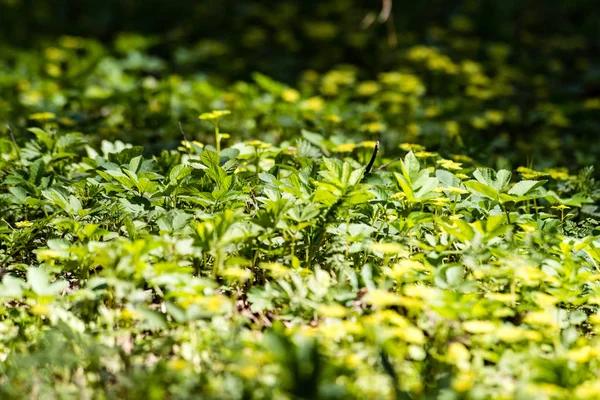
<box><xmin>361</xmin><ymin>122</ymin><xmax>385</xmax><ymax>133</ymax></box>
<box><xmin>29</xmin><ymin>112</ymin><xmax>56</xmax><ymax>121</ymax></box>
<box><xmin>399</xmin><ymin>143</ymin><xmax>425</xmax><ymax>152</ymax></box>
<box><xmin>301</xmin><ymin>96</ymin><xmax>325</xmax><ymax>112</ymax></box>
<box><xmin>333</xmin><ymin>143</ymin><xmax>356</xmax><ymax>153</ymax></box>
<box><xmin>199</xmin><ymin>110</ymin><xmax>231</xmax><ymax>120</ymax></box>
<box><xmin>360</xmin><ymin>141</ymin><xmax>378</xmax><ymax>149</ymax></box>
<box><xmin>437</xmin><ymin>159</ymin><xmax>463</xmax><ymax>170</ymax></box>
<box><xmin>446</xmin><ymin>121</ymin><xmax>460</xmax><ymax>136</ymax></box>
<box><xmin>355</xmin><ymin>81</ymin><xmax>380</xmax><ymax>97</ymax></box>
<box><xmin>327</xmin><ymin>114</ymin><xmax>342</xmax><ymax>123</ymax></box>
<box><xmin>462</xmin><ymin>320</ymin><xmax>497</xmax><ymax>334</ymax></box>
<box><xmin>452</xmin><ymin>371</ymin><xmax>474</xmax><ymax>392</ymax></box>
<box><xmin>485</xmin><ymin>110</ymin><xmax>504</xmax><ymax>124</ymax></box>
<box><xmin>317</xmin><ymin>304</ymin><xmax>347</xmax><ymax>318</ymax></box>
<box><xmin>407</xmin><ymin>123</ymin><xmax>421</xmax><ymax>136</ymax></box>
<box><xmin>15</xmin><ymin>221</ymin><xmax>33</xmax><ymax>228</ymax></box>
<box><xmin>545</xmin><ymin>168</ymin><xmax>570</xmax><ymax>180</ymax></box>
<box><xmin>471</xmin><ymin>116</ymin><xmax>487</xmax><ymax>129</ymax></box>
<box><xmin>425</xmin><ymin>106</ymin><xmax>440</xmax><ymax>117</ymax></box>
<box><xmin>430</xmin><ymin>198</ymin><xmax>451</xmax><ymax>207</ymax></box>
<box><xmin>443</xmin><ymin>186</ymin><xmax>469</xmax><ymax>195</ymax></box>
<box><xmin>281</xmin><ymin>89</ymin><xmax>300</xmax><ymax>102</ymax></box>
<box><xmin>180</xmin><ymin>140</ymin><xmax>204</xmax><ymax>149</ymax></box>
<box><xmin>247</xmin><ymin>140</ymin><xmax>272</xmax><ymax>149</ymax></box>
<box><xmin>414</xmin><ymin>151</ymin><xmax>437</xmax><ymax>158</ymax></box>
<box><xmin>45</xmin><ymin>47</ymin><xmax>67</xmax><ymax>61</ymax></box>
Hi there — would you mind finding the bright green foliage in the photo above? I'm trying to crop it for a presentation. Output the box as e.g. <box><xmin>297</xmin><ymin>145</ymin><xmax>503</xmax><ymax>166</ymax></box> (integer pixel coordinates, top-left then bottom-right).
<box><xmin>0</xmin><ymin>122</ymin><xmax>599</xmax><ymax>399</ymax></box>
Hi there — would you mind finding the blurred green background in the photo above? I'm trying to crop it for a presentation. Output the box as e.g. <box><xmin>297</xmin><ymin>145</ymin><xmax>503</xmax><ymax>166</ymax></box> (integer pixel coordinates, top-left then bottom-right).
<box><xmin>1</xmin><ymin>0</ymin><xmax>599</xmax><ymax>172</ymax></box>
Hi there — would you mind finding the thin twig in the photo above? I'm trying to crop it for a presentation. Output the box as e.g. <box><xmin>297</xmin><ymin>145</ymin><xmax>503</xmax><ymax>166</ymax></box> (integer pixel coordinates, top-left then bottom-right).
<box><xmin>360</xmin><ymin>12</ymin><xmax>377</xmax><ymax>30</ymax></box>
<box><xmin>378</xmin><ymin>0</ymin><xmax>393</xmax><ymax>22</ymax></box>
<box><xmin>365</xmin><ymin>141</ymin><xmax>380</xmax><ymax>175</ymax></box>
<box><xmin>6</xmin><ymin>124</ymin><xmax>20</xmax><ymax>158</ymax></box>
<box><xmin>178</xmin><ymin>121</ymin><xmax>192</xmax><ymax>153</ymax></box>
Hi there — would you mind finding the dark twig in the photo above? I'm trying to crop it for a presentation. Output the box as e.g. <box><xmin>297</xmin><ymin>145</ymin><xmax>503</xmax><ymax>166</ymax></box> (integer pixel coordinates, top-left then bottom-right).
<box><xmin>365</xmin><ymin>141</ymin><xmax>380</xmax><ymax>175</ymax></box>
<box><xmin>178</xmin><ymin>121</ymin><xmax>191</xmax><ymax>146</ymax></box>
<box><xmin>6</xmin><ymin>124</ymin><xmax>20</xmax><ymax>158</ymax></box>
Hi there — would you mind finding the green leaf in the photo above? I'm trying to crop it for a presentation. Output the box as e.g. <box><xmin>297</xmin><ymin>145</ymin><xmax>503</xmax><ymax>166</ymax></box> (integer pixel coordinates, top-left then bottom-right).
<box><xmin>508</xmin><ymin>180</ymin><xmax>547</xmax><ymax>196</ymax></box>
<box><xmin>464</xmin><ymin>180</ymin><xmax>499</xmax><ymax>200</ymax></box>
<box><xmin>474</xmin><ymin>168</ymin><xmax>511</xmax><ymax>192</ymax></box>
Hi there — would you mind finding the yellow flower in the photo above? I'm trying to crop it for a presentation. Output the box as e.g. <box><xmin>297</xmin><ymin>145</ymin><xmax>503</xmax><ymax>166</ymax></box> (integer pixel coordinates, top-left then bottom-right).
<box><xmin>471</xmin><ymin>116</ymin><xmax>487</xmax><ymax>129</ymax></box>
<box><xmin>407</xmin><ymin>46</ymin><xmax>438</xmax><ymax>62</ymax></box>
<box><xmin>447</xmin><ymin>342</ymin><xmax>470</xmax><ymax>366</ymax></box>
<box><xmin>545</xmin><ymin>168</ymin><xmax>570</xmax><ymax>180</ymax></box>
<box><xmin>365</xmin><ymin>290</ymin><xmax>404</xmax><ymax>308</ymax></box>
<box><xmin>317</xmin><ymin>304</ymin><xmax>347</xmax><ymax>318</ymax></box>
<box><xmin>56</xmin><ymin>117</ymin><xmax>73</xmax><ymax>127</ymax></box>
<box><xmin>378</xmin><ymin>72</ymin><xmax>425</xmax><ymax>95</ymax></box>
<box><xmin>361</xmin><ymin>122</ymin><xmax>385</xmax><ymax>133</ymax></box>
<box><xmin>327</xmin><ymin>114</ymin><xmax>342</xmax><ymax>123</ymax></box>
<box><xmin>443</xmin><ymin>186</ymin><xmax>469</xmax><ymax>195</ymax></box>
<box><xmin>462</xmin><ymin>320</ymin><xmax>497</xmax><ymax>334</ymax></box>
<box><xmin>437</xmin><ymin>159</ymin><xmax>463</xmax><ymax>170</ymax></box>
<box><xmin>355</xmin><ymin>81</ymin><xmax>380</xmax><ymax>97</ymax></box>
<box><xmin>247</xmin><ymin>140</ymin><xmax>272</xmax><ymax>149</ymax></box>
<box><xmin>399</xmin><ymin>143</ymin><xmax>425</xmax><ymax>152</ymax></box>
<box><xmin>45</xmin><ymin>47</ymin><xmax>67</xmax><ymax>61</ymax></box>
<box><xmin>281</xmin><ymin>89</ymin><xmax>300</xmax><ymax>102</ymax></box>
<box><xmin>430</xmin><ymin>198</ymin><xmax>451</xmax><ymax>207</ymax></box>
<box><xmin>407</xmin><ymin>123</ymin><xmax>421</xmax><ymax>136</ymax></box>
<box><xmin>425</xmin><ymin>106</ymin><xmax>439</xmax><ymax>117</ymax></box>
<box><xmin>413</xmin><ymin>151</ymin><xmax>437</xmax><ymax>158</ymax></box>
<box><xmin>524</xmin><ymin>310</ymin><xmax>558</xmax><ymax>327</ymax></box>
<box><xmin>259</xmin><ymin>262</ymin><xmax>290</xmax><ymax>277</ymax></box>
<box><xmin>452</xmin><ymin>371</ymin><xmax>474</xmax><ymax>392</ymax></box>
<box><xmin>517</xmin><ymin>166</ymin><xmax>548</xmax><ymax>179</ymax></box>
<box><xmin>181</xmin><ymin>140</ymin><xmax>204</xmax><ymax>149</ymax></box>
<box><xmin>15</xmin><ymin>220</ymin><xmax>33</xmax><ymax>228</ymax></box>
<box><xmin>461</xmin><ymin>60</ymin><xmax>482</xmax><ymax>75</ymax></box>
<box><xmin>220</xmin><ymin>267</ymin><xmax>252</xmax><ymax>281</ymax></box>
<box><xmin>199</xmin><ymin>110</ymin><xmax>231</xmax><ymax>120</ymax></box>
<box><xmin>360</xmin><ymin>141</ymin><xmax>378</xmax><ymax>149</ymax></box>
<box><xmin>485</xmin><ymin>110</ymin><xmax>504</xmax><ymax>124</ymax></box>
<box><xmin>495</xmin><ymin>326</ymin><xmax>523</xmax><ymax>343</ymax></box>
<box><xmin>29</xmin><ymin>112</ymin><xmax>56</xmax><ymax>121</ymax></box>
<box><xmin>575</xmin><ymin>381</ymin><xmax>600</xmax><ymax>399</ymax></box>
<box><xmin>300</xmin><ymin>96</ymin><xmax>325</xmax><ymax>112</ymax></box>
<box><xmin>427</xmin><ymin>55</ymin><xmax>458</xmax><ymax>74</ymax></box>
<box><xmin>446</xmin><ymin>121</ymin><xmax>460</xmax><ymax>136</ymax></box>
<box><xmin>567</xmin><ymin>346</ymin><xmax>596</xmax><ymax>363</ymax></box>
<box><xmin>333</xmin><ymin>143</ymin><xmax>356</xmax><ymax>153</ymax></box>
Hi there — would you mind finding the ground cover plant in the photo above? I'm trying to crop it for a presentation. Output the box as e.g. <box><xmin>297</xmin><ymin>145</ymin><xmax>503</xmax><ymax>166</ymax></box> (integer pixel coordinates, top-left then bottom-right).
<box><xmin>2</xmin><ymin>1</ymin><xmax>600</xmax><ymax>399</ymax></box>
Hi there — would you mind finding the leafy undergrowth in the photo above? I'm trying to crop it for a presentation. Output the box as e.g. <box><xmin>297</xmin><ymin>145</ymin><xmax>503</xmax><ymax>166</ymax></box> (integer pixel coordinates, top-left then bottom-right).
<box><xmin>0</xmin><ymin>115</ymin><xmax>599</xmax><ymax>399</ymax></box>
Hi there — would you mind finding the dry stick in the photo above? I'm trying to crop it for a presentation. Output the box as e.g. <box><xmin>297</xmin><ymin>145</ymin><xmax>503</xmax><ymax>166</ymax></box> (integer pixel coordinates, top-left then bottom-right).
<box><xmin>178</xmin><ymin>121</ymin><xmax>192</xmax><ymax>151</ymax></box>
<box><xmin>378</xmin><ymin>0</ymin><xmax>393</xmax><ymax>22</ymax></box>
<box><xmin>361</xmin><ymin>0</ymin><xmax>398</xmax><ymax>48</ymax></box>
<box><xmin>365</xmin><ymin>141</ymin><xmax>380</xmax><ymax>175</ymax></box>
<box><xmin>378</xmin><ymin>0</ymin><xmax>397</xmax><ymax>48</ymax></box>
<box><xmin>6</xmin><ymin>124</ymin><xmax>20</xmax><ymax>158</ymax></box>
